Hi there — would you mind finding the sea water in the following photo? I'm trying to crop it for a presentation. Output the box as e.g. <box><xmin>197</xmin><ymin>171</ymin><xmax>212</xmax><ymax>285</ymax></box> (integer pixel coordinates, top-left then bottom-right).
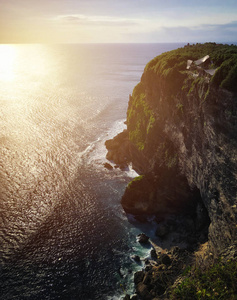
<box><xmin>0</xmin><ymin>43</ymin><xmax>184</xmax><ymax>299</ymax></box>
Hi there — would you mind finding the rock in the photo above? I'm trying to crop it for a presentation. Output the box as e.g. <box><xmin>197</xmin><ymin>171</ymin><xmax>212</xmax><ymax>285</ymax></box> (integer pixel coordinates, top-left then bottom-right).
<box><xmin>155</xmin><ymin>264</ymin><xmax>167</xmax><ymax>271</ymax></box>
<box><xmin>108</xmin><ymin>43</ymin><xmax>237</xmax><ymax>299</ymax></box>
<box><xmin>105</xmin><ymin>130</ymin><xmax>130</xmax><ymax>168</ymax></box>
<box><xmin>110</xmin><ymin>43</ymin><xmax>237</xmax><ymax>256</ymax></box>
<box><xmin>136</xmin><ymin>282</ymin><xmax>150</xmax><ymax>299</ymax></box>
<box><xmin>130</xmin><ymin>295</ymin><xmax>138</xmax><ymax>300</ymax></box>
<box><xmin>123</xmin><ymin>295</ymin><xmax>130</xmax><ymax>300</ymax></box>
<box><xmin>150</xmin><ymin>249</ymin><xmax>158</xmax><ymax>260</ymax></box>
<box><xmin>155</xmin><ymin>224</ymin><xmax>169</xmax><ymax>238</ymax></box>
<box><xmin>137</xmin><ymin>233</ymin><xmax>149</xmax><ymax>244</ymax></box>
<box><xmin>144</xmin><ymin>258</ymin><xmax>150</xmax><ymax>265</ymax></box>
<box><xmin>142</xmin><ymin>272</ymin><xmax>151</xmax><ymax>285</ymax></box>
<box><xmin>131</xmin><ymin>255</ymin><xmax>140</xmax><ymax>262</ymax></box>
<box><xmin>220</xmin><ymin>244</ymin><xmax>237</xmax><ymax>261</ymax></box>
<box><xmin>171</xmin><ymin>246</ymin><xmax>182</xmax><ymax>256</ymax></box>
<box><xmin>103</xmin><ymin>162</ymin><xmax>113</xmax><ymax>170</ymax></box>
<box><xmin>134</xmin><ymin>271</ymin><xmax>144</xmax><ymax>285</ymax></box>
<box><xmin>122</xmin><ymin>170</ymin><xmax>197</xmax><ymax>217</ymax></box>
<box><xmin>144</xmin><ymin>265</ymin><xmax>152</xmax><ymax>272</ymax></box>
<box><xmin>119</xmin><ymin>163</ymin><xmax>127</xmax><ymax>170</ymax></box>
<box><xmin>160</xmin><ymin>253</ymin><xmax>171</xmax><ymax>266</ymax></box>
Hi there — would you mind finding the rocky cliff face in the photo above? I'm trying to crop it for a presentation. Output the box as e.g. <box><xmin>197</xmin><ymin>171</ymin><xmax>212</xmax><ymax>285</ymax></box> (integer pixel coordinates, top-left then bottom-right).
<box><xmin>106</xmin><ymin>43</ymin><xmax>237</xmax><ymax>255</ymax></box>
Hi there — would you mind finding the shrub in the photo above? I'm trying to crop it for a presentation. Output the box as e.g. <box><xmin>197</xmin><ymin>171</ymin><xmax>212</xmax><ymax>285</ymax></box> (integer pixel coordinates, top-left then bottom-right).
<box><xmin>127</xmin><ymin>82</ymin><xmax>155</xmax><ymax>151</ymax></box>
<box><xmin>127</xmin><ymin>175</ymin><xmax>144</xmax><ymax>190</ymax></box>
<box><xmin>145</xmin><ymin>43</ymin><xmax>237</xmax><ymax>93</ymax></box>
<box><xmin>220</xmin><ymin>64</ymin><xmax>237</xmax><ymax>92</ymax></box>
<box><xmin>172</xmin><ymin>260</ymin><xmax>237</xmax><ymax>300</ymax></box>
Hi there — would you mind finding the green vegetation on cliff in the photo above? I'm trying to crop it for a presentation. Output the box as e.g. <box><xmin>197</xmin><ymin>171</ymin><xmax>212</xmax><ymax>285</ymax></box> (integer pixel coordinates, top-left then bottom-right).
<box><xmin>127</xmin><ymin>43</ymin><xmax>237</xmax><ymax>151</ymax></box>
<box><xmin>127</xmin><ymin>175</ymin><xmax>144</xmax><ymax>190</ymax></box>
<box><xmin>145</xmin><ymin>43</ymin><xmax>237</xmax><ymax>93</ymax></box>
<box><xmin>118</xmin><ymin>43</ymin><xmax>237</xmax><ymax>299</ymax></box>
<box><xmin>172</xmin><ymin>259</ymin><xmax>237</xmax><ymax>300</ymax></box>
<box><xmin>118</xmin><ymin>42</ymin><xmax>237</xmax><ymax>300</ymax></box>
<box><xmin>127</xmin><ymin>82</ymin><xmax>155</xmax><ymax>151</ymax></box>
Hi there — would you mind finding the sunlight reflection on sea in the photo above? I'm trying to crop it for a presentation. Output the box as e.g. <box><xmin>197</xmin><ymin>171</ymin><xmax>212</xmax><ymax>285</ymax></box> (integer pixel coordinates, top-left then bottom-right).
<box><xmin>0</xmin><ymin>43</ymin><xmax>184</xmax><ymax>299</ymax></box>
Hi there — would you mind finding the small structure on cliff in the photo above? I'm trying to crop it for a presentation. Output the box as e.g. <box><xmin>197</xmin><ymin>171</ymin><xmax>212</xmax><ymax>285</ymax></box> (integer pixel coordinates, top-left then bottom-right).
<box><xmin>187</xmin><ymin>55</ymin><xmax>217</xmax><ymax>78</ymax></box>
<box><xmin>186</xmin><ymin>55</ymin><xmax>210</xmax><ymax>70</ymax></box>
<box><xmin>106</xmin><ymin>43</ymin><xmax>237</xmax><ymax>300</ymax></box>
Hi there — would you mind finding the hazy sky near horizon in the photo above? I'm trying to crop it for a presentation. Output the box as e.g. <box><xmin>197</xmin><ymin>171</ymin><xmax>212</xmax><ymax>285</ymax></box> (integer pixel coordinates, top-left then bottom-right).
<box><xmin>1</xmin><ymin>0</ymin><xmax>237</xmax><ymax>43</ymax></box>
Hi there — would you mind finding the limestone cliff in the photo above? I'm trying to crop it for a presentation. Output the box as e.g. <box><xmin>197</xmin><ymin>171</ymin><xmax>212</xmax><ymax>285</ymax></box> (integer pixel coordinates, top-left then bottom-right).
<box><xmin>106</xmin><ymin>43</ymin><xmax>237</xmax><ymax>255</ymax></box>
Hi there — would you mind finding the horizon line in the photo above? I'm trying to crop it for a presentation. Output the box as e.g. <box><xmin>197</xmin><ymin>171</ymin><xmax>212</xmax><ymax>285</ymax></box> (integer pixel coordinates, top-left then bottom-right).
<box><xmin>1</xmin><ymin>41</ymin><xmax>237</xmax><ymax>45</ymax></box>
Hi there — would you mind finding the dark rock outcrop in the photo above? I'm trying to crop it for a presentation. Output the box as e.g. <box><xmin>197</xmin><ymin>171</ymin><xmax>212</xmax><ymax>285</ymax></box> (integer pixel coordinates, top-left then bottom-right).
<box><xmin>131</xmin><ymin>255</ymin><xmax>141</xmax><ymax>262</ymax></box>
<box><xmin>133</xmin><ymin>247</ymin><xmax>193</xmax><ymax>299</ymax></box>
<box><xmin>137</xmin><ymin>233</ymin><xmax>150</xmax><ymax>244</ymax></box>
<box><xmin>150</xmin><ymin>249</ymin><xmax>158</xmax><ymax>260</ymax></box>
<box><xmin>105</xmin><ymin>130</ymin><xmax>130</xmax><ymax>168</ymax></box>
<box><xmin>121</xmin><ymin>171</ymin><xmax>200</xmax><ymax>217</ymax></box>
<box><xmin>103</xmin><ymin>162</ymin><xmax>113</xmax><ymax>170</ymax></box>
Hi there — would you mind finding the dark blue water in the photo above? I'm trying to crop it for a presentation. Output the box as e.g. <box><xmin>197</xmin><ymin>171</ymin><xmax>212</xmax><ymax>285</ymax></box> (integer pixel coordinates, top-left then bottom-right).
<box><xmin>0</xmin><ymin>43</ymin><xmax>184</xmax><ymax>299</ymax></box>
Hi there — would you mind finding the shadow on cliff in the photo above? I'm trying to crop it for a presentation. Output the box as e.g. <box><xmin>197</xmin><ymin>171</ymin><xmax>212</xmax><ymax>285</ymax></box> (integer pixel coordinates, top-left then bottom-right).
<box><xmin>123</xmin><ymin>182</ymin><xmax>210</xmax><ymax>253</ymax></box>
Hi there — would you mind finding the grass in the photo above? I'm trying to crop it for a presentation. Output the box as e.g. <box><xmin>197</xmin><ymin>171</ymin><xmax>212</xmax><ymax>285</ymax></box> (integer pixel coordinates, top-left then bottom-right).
<box><xmin>171</xmin><ymin>259</ymin><xmax>237</xmax><ymax>299</ymax></box>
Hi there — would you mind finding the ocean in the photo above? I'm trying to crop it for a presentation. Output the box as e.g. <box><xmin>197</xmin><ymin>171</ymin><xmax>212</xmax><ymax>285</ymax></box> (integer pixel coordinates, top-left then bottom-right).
<box><xmin>0</xmin><ymin>43</ymin><xmax>184</xmax><ymax>299</ymax></box>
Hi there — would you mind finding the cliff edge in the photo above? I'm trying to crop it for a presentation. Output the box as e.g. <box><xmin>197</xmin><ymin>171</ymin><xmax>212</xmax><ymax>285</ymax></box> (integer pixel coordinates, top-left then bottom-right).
<box><xmin>106</xmin><ymin>43</ymin><xmax>237</xmax><ymax>256</ymax></box>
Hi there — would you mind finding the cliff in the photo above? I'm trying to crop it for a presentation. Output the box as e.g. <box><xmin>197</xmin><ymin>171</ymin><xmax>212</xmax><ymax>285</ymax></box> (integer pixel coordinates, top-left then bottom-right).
<box><xmin>106</xmin><ymin>43</ymin><xmax>237</xmax><ymax>256</ymax></box>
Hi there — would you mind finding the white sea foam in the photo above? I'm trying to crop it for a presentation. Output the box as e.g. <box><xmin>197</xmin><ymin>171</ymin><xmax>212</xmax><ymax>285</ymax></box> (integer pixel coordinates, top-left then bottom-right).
<box><xmin>0</xmin><ymin>43</ymin><xmax>185</xmax><ymax>300</ymax></box>
<box><xmin>81</xmin><ymin>118</ymin><xmax>139</xmax><ymax>178</ymax></box>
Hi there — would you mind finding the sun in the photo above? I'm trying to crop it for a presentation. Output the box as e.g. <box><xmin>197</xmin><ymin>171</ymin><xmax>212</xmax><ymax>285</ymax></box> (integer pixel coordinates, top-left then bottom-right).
<box><xmin>0</xmin><ymin>45</ymin><xmax>17</xmax><ymax>81</ymax></box>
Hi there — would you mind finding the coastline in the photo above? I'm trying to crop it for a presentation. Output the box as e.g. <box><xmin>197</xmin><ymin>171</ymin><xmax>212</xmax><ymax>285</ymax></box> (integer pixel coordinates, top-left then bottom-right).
<box><xmin>105</xmin><ymin>42</ymin><xmax>237</xmax><ymax>299</ymax></box>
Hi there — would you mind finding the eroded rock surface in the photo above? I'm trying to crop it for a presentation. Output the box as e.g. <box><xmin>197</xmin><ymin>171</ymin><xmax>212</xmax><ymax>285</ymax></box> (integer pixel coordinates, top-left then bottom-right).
<box><xmin>106</xmin><ymin>43</ymin><xmax>237</xmax><ymax>255</ymax></box>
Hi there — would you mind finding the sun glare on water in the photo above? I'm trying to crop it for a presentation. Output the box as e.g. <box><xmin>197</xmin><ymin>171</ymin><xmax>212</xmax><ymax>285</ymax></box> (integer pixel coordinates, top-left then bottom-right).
<box><xmin>0</xmin><ymin>45</ymin><xmax>17</xmax><ymax>81</ymax></box>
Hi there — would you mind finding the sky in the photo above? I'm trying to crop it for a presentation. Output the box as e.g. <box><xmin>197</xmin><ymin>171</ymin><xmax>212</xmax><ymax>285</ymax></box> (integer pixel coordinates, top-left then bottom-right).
<box><xmin>0</xmin><ymin>0</ymin><xmax>237</xmax><ymax>43</ymax></box>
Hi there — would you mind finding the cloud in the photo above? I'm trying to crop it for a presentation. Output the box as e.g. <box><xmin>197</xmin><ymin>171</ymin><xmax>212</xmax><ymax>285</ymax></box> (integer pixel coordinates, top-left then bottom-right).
<box><xmin>60</xmin><ymin>15</ymin><xmax>87</xmax><ymax>23</ymax></box>
<box><xmin>212</xmin><ymin>20</ymin><xmax>237</xmax><ymax>32</ymax></box>
<box><xmin>188</xmin><ymin>21</ymin><xmax>237</xmax><ymax>41</ymax></box>
<box><xmin>161</xmin><ymin>21</ymin><xmax>237</xmax><ymax>42</ymax></box>
<box><xmin>56</xmin><ymin>14</ymin><xmax>138</xmax><ymax>27</ymax></box>
<box><xmin>1</xmin><ymin>0</ymin><xmax>237</xmax><ymax>43</ymax></box>
<box><xmin>122</xmin><ymin>20</ymin><xmax>237</xmax><ymax>43</ymax></box>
